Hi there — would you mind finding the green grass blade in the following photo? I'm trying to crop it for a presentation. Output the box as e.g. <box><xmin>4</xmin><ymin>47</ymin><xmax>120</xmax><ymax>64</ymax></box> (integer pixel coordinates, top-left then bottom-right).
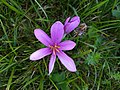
<box><xmin>1</xmin><ymin>0</ymin><xmax>22</xmax><ymax>14</ymax></box>
<box><xmin>34</xmin><ymin>0</ymin><xmax>48</xmax><ymax>19</ymax></box>
<box><xmin>0</xmin><ymin>63</ymin><xmax>15</xmax><ymax>73</ymax></box>
<box><xmin>83</xmin><ymin>0</ymin><xmax>109</xmax><ymax>18</ymax></box>
<box><xmin>6</xmin><ymin>67</ymin><xmax>15</xmax><ymax>90</ymax></box>
<box><xmin>0</xmin><ymin>19</ymin><xmax>17</xmax><ymax>55</ymax></box>
<box><xmin>23</xmin><ymin>76</ymin><xmax>39</xmax><ymax>88</ymax></box>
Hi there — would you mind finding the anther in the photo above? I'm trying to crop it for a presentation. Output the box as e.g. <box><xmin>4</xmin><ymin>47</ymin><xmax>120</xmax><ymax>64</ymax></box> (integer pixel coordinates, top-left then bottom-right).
<box><xmin>49</xmin><ymin>44</ymin><xmax>60</xmax><ymax>55</ymax></box>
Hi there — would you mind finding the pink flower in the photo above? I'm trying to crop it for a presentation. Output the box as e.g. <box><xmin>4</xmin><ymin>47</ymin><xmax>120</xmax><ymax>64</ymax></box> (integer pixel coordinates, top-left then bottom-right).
<box><xmin>30</xmin><ymin>21</ymin><xmax>77</xmax><ymax>75</ymax></box>
<box><xmin>64</xmin><ymin>16</ymin><xmax>80</xmax><ymax>34</ymax></box>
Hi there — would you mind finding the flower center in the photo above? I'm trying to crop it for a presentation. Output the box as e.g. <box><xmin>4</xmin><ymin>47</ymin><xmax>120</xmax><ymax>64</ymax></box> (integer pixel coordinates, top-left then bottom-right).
<box><xmin>49</xmin><ymin>44</ymin><xmax>60</xmax><ymax>55</ymax></box>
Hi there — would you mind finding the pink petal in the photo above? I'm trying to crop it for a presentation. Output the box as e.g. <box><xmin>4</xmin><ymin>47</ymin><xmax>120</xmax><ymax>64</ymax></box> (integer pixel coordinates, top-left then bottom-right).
<box><xmin>49</xmin><ymin>54</ymin><xmax>56</xmax><ymax>75</ymax></box>
<box><xmin>64</xmin><ymin>17</ymin><xmax>70</xmax><ymax>26</ymax></box>
<box><xmin>57</xmin><ymin>51</ymin><xmax>77</xmax><ymax>72</ymax></box>
<box><xmin>30</xmin><ymin>48</ymin><xmax>52</xmax><ymax>60</ymax></box>
<box><xmin>59</xmin><ymin>40</ymin><xmax>76</xmax><ymax>51</ymax></box>
<box><xmin>34</xmin><ymin>29</ymin><xmax>53</xmax><ymax>46</ymax></box>
<box><xmin>70</xmin><ymin>16</ymin><xmax>80</xmax><ymax>22</ymax></box>
<box><xmin>51</xmin><ymin>21</ymin><xmax>64</xmax><ymax>43</ymax></box>
<box><xmin>65</xmin><ymin>16</ymin><xmax>80</xmax><ymax>34</ymax></box>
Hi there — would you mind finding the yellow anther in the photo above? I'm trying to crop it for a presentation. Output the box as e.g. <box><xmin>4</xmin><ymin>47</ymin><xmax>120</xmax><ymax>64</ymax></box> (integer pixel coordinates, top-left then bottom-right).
<box><xmin>49</xmin><ymin>44</ymin><xmax>60</xmax><ymax>55</ymax></box>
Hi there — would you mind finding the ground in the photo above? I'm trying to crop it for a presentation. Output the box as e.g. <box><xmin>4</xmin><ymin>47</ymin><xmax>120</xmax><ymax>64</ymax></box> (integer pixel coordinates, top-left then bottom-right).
<box><xmin>0</xmin><ymin>0</ymin><xmax>120</xmax><ymax>90</ymax></box>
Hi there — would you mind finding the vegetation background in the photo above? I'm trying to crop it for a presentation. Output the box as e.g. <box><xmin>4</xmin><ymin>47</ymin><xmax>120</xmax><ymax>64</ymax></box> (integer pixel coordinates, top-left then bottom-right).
<box><xmin>0</xmin><ymin>0</ymin><xmax>120</xmax><ymax>90</ymax></box>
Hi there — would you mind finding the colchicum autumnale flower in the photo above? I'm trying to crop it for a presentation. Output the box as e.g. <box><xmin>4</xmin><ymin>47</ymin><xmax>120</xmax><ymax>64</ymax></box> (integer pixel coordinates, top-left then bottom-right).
<box><xmin>64</xmin><ymin>16</ymin><xmax>80</xmax><ymax>34</ymax></box>
<box><xmin>30</xmin><ymin>21</ymin><xmax>77</xmax><ymax>75</ymax></box>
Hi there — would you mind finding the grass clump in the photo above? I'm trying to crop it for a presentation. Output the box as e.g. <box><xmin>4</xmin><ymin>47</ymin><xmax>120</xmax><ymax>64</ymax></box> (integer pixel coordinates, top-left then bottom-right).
<box><xmin>0</xmin><ymin>0</ymin><xmax>120</xmax><ymax>90</ymax></box>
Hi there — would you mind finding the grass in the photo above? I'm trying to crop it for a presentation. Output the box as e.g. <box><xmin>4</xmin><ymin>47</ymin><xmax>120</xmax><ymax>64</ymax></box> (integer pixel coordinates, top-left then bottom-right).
<box><xmin>0</xmin><ymin>0</ymin><xmax>120</xmax><ymax>90</ymax></box>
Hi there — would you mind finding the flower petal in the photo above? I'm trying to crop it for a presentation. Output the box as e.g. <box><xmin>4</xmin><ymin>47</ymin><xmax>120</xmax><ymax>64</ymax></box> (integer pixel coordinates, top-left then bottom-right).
<box><xmin>57</xmin><ymin>51</ymin><xmax>77</xmax><ymax>72</ymax></box>
<box><xmin>64</xmin><ymin>17</ymin><xmax>70</xmax><ymax>26</ymax></box>
<box><xmin>51</xmin><ymin>21</ymin><xmax>64</xmax><ymax>43</ymax></box>
<box><xmin>59</xmin><ymin>40</ymin><xmax>76</xmax><ymax>51</ymax></box>
<box><xmin>30</xmin><ymin>48</ymin><xmax>52</xmax><ymax>60</ymax></box>
<box><xmin>70</xmin><ymin>16</ymin><xmax>80</xmax><ymax>22</ymax></box>
<box><xmin>64</xmin><ymin>16</ymin><xmax>80</xmax><ymax>34</ymax></box>
<box><xmin>49</xmin><ymin>54</ymin><xmax>56</xmax><ymax>75</ymax></box>
<box><xmin>34</xmin><ymin>29</ymin><xmax>53</xmax><ymax>46</ymax></box>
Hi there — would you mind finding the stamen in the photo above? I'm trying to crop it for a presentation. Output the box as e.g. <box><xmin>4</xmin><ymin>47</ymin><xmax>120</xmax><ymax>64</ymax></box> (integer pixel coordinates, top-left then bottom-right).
<box><xmin>49</xmin><ymin>45</ymin><xmax>53</xmax><ymax>49</ymax></box>
<box><xmin>53</xmin><ymin>49</ymin><xmax>56</xmax><ymax>55</ymax></box>
<box><xmin>55</xmin><ymin>49</ymin><xmax>60</xmax><ymax>52</ymax></box>
<box><xmin>49</xmin><ymin>44</ymin><xmax>60</xmax><ymax>55</ymax></box>
<box><xmin>55</xmin><ymin>45</ymin><xmax>60</xmax><ymax>48</ymax></box>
